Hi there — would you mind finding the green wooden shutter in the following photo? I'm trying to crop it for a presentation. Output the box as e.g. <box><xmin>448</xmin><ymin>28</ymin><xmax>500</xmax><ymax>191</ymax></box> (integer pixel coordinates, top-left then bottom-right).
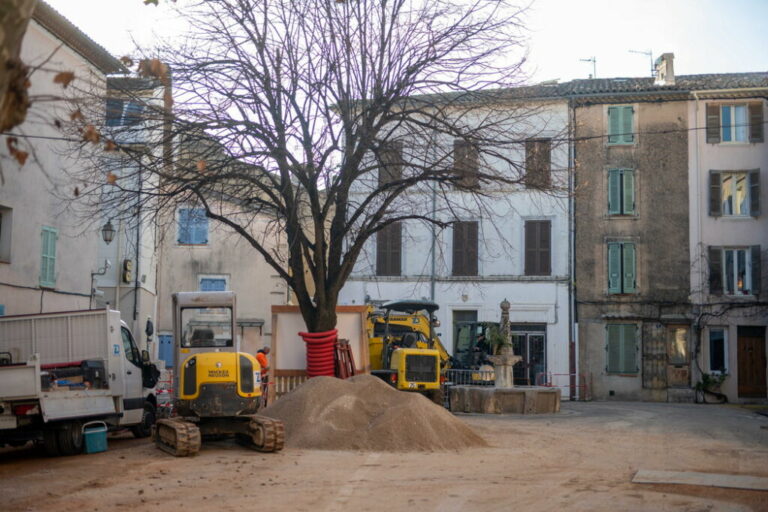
<box><xmin>607</xmin><ymin>169</ymin><xmax>621</xmax><ymax>214</ymax></box>
<box><xmin>623</xmin><ymin>170</ymin><xmax>635</xmax><ymax>215</ymax></box>
<box><xmin>623</xmin><ymin>243</ymin><xmax>636</xmax><ymax>293</ymax></box>
<box><xmin>751</xmin><ymin>245</ymin><xmax>761</xmax><ymax>295</ymax></box>
<box><xmin>621</xmin><ymin>324</ymin><xmax>637</xmax><ymax>373</ymax></box>
<box><xmin>749</xmin><ymin>102</ymin><xmax>764</xmax><ymax>143</ymax></box>
<box><xmin>40</xmin><ymin>227</ymin><xmax>57</xmax><ymax>288</ymax></box>
<box><xmin>708</xmin><ymin>246</ymin><xmax>723</xmax><ymax>295</ymax></box>
<box><xmin>608</xmin><ymin>243</ymin><xmax>621</xmax><ymax>293</ymax></box>
<box><xmin>621</xmin><ymin>106</ymin><xmax>634</xmax><ymax>143</ymax></box>
<box><xmin>606</xmin><ymin>324</ymin><xmax>621</xmax><ymax>373</ymax></box>
<box><xmin>608</xmin><ymin>107</ymin><xmax>619</xmax><ymax>144</ymax></box>
<box><xmin>749</xmin><ymin>170</ymin><xmax>760</xmax><ymax>217</ymax></box>
<box><xmin>706</xmin><ymin>104</ymin><xmax>721</xmax><ymax>143</ymax></box>
<box><xmin>709</xmin><ymin>171</ymin><xmax>722</xmax><ymax>217</ymax></box>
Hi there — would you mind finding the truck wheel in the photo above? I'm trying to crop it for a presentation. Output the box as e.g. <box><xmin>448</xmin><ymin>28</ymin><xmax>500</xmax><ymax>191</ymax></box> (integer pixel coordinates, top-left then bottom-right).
<box><xmin>57</xmin><ymin>421</ymin><xmax>83</xmax><ymax>456</ymax></box>
<box><xmin>131</xmin><ymin>403</ymin><xmax>156</xmax><ymax>439</ymax></box>
<box><xmin>43</xmin><ymin>427</ymin><xmax>61</xmax><ymax>456</ymax></box>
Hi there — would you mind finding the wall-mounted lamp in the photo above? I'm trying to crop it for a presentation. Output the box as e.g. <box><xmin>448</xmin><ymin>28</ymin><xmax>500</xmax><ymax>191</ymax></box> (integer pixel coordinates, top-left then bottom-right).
<box><xmin>101</xmin><ymin>220</ymin><xmax>116</xmax><ymax>244</ymax></box>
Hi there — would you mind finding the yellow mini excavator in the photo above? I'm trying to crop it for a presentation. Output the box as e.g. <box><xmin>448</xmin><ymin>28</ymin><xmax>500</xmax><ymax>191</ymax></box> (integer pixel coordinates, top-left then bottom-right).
<box><xmin>152</xmin><ymin>292</ymin><xmax>284</xmax><ymax>456</ymax></box>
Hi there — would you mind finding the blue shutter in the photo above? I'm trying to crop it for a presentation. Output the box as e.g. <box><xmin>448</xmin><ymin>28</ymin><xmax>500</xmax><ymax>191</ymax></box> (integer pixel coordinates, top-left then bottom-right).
<box><xmin>40</xmin><ymin>227</ymin><xmax>57</xmax><ymax>288</ymax></box>
<box><xmin>606</xmin><ymin>324</ymin><xmax>621</xmax><ymax>373</ymax></box>
<box><xmin>621</xmin><ymin>106</ymin><xmax>634</xmax><ymax>143</ymax></box>
<box><xmin>623</xmin><ymin>243</ymin><xmax>636</xmax><ymax>293</ymax></box>
<box><xmin>123</xmin><ymin>101</ymin><xmax>144</xmax><ymax>126</ymax></box>
<box><xmin>623</xmin><ymin>170</ymin><xmax>635</xmax><ymax>215</ymax></box>
<box><xmin>178</xmin><ymin>209</ymin><xmax>191</xmax><ymax>243</ymax></box>
<box><xmin>721</xmin><ymin>106</ymin><xmax>732</xmax><ymax>142</ymax></box>
<box><xmin>0</xmin><ymin>304</ymin><xmax>5</xmax><ymax>316</ymax></box>
<box><xmin>106</xmin><ymin>99</ymin><xmax>124</xmax><ymax>126</ymax></box>
<box><xmin>608</xmin><ymin>107</ymin><xmax>619</xmax><ymax>144</ymax></box>
<box><xmin>608</xmin><ymin>169</ymin><xmax>621</xmax><ymax>215</ymax></box>
<box><xmin>193</xmin><ymin>210</ymin><xmax>209</xmax><ymax>244</ymax></box>
<box><xmin>608</xmin><ymin>243</ymin><xmax>621</xmax><ymax>293</ymax></box>
<box><xmin>158</xmin><ymin>334</ymin><xmax>174</xmax><ymax>369</ymax></box>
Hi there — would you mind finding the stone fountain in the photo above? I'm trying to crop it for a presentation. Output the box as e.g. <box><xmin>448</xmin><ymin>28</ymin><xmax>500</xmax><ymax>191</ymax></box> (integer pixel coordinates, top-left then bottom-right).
<box><xmin>449</xmin><ymin>299</ymin><xmax>561</xmax><ymax>414</ymax></box>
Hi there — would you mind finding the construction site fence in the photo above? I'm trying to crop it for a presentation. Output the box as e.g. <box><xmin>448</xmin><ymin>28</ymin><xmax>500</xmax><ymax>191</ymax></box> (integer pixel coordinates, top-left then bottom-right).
<box><xmin>444</xmin><ymin>369</ymin><xmax>496</xmax><ymax>387</ymax></box>
<box><xmin>535</xmin><ymin>372</ymin><xmax>591</xmax><ymax>401</ymax></box>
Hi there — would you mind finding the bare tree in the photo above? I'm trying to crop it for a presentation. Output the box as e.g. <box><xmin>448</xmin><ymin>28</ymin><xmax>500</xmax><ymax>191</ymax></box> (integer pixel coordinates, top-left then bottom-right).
<box><xmin>71</xmin><ymin>0</ymin><xmax>563</xmax><ymax>333</ymax></box>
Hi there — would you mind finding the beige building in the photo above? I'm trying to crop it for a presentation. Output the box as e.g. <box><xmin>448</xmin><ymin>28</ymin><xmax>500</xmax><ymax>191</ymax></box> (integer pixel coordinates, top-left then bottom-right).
<box><xmin>0</xmin><ymin>2</ymin><xmax>125</xmax><ymax>316</ymax></box>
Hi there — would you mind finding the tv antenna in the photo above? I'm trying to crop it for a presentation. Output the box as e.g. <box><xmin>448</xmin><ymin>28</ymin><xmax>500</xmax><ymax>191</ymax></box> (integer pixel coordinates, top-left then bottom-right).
<box><xmin>629</xmin><ymin>49</ymin><xmax>654</xmax><ymax>76</ymax></box>
<box><xmin>580</xmin><ymin>57</ymin><xmax>596</xmax><ymax>79</ymax></box>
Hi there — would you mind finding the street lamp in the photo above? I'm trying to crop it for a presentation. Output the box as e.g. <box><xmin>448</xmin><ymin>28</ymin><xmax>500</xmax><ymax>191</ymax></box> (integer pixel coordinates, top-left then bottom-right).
<box><xmin>101</xmin><ymin>220</ymin><xmax>115</xmax><ymax>244</ymax></box>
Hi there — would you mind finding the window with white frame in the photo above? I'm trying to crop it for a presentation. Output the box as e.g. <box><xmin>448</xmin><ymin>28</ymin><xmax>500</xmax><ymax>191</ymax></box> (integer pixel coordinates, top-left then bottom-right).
<box><xmin>721</xmin><ymin>104</ymin><xmax>749</xmax><ymax>142</ymax></box>
<box><xmin>706</xmin><ymin>102</ymin><xmax>764</xmax><ymax>144</ymax></box>
<box><xmin>708</xmin><ymin>328</ymin><xmax>728</xmax><ymax>374</ymax></box>
<box><xmin>709</xmin><ymin>245</ymin><xmax>761</xmax><ymax>296</ymax></box>
<box><xmin>709</xmin><ymin>170</ymin><xmax>759</xmax><ymax>217</ymax></box>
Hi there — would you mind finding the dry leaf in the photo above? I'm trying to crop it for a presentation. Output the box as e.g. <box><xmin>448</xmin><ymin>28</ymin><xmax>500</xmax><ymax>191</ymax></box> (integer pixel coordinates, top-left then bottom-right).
<box><xmin>74</xmin><ymin>187</ymin><xmax>80</xmax><ymax>197</ymax></box>
<box><xmin>106</xmin><ymin>172</ymin><xmax>118</xmax><ymax>185</ymax></box>
<box><xmin>120</xmin><ymin>56</ymin><xmax>134</xmax><ymax>67</ymax></box>
<box><xmin>13</xmin><ymin>150</ymin><xmax>28</xmax><ymax>166</ymax></box>
<box><xmin>104</xmin><ymin>140</ymin><xmax>118</xmax><ymax>152</ymax></box>
<box><xmin>6</xmin><ymin>137</ymin><xmax>29</xmax><ymax>166</ymax></box>
<box><xmin>138</xmin><ymin>59</ymin><xmax>170</xmax><ymax>85</ymax></box>
<box><xmin>70</xmin><ymin>109</ymin><xmax>84</xmax><ymax>122</ymax></box>
<box><xmin>82</xmin><ymin>124</ymin><xmax>101</xmax><ymax>143</ymax></box>
<box><xmin>53</xmin><ymin>119</ymin><xmax>62</xmax><ymax>129</ymax></box>
<box><xmin>53</xmin><ymin>71</ymin><xmax>75</xmax><ymax>88</ymax></box>
<box><xmin>196</xmin><ymin>160</ymin><xmax>207</xmax><ymax>172</ymax></box>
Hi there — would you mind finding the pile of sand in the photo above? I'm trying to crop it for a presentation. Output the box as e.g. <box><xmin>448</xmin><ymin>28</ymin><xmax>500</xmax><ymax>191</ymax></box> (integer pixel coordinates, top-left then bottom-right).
<box><xmin>261</xmin><ymin>374</ymin><xmax>487</xmax><ymax>451</ymax></box>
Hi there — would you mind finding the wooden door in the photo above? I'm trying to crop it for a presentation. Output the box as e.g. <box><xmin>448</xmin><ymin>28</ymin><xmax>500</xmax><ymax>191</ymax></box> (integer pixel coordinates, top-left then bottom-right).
<box><xmin>737</xmin><ymin>326</ymin><xmax>767</xmax><ymax>398</ymax></box>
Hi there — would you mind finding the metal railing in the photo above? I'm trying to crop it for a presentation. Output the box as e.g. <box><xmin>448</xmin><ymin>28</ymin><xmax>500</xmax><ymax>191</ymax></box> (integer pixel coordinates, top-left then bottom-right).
<box><xmin>444</xmin><ymin>368</ymin><xmax>496</xmax><ymax>387</ymax></box>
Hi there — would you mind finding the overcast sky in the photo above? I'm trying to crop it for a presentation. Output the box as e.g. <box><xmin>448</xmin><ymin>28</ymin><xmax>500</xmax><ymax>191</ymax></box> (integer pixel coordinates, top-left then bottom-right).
<box><xmin>43</xmin><ymin>0</ymin><xmax>768</xmax><ymax>83</ymax></box>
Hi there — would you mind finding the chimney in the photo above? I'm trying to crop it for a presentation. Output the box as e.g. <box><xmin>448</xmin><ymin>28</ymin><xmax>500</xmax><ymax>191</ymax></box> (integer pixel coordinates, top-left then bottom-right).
<box><xmin>654</xmin><ymin>52</ymin><xmax>675</xmax><ymax>86</ymax></box>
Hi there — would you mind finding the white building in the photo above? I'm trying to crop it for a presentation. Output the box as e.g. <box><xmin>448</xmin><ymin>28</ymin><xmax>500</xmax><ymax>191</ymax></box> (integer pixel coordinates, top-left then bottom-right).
<box><xmin>688</xmin><ymin>78</ymin><xmax>768</xmax><ymax>402</ymax></box>
<box><xmin>0</xmin><ymin>2</ymin><xmax>125</xmax><ymax>316</ymax></box>
<box><xmin>340</xmin><ymin>92</ymin><xmax>573</xmax><ymax>391</ymax></box>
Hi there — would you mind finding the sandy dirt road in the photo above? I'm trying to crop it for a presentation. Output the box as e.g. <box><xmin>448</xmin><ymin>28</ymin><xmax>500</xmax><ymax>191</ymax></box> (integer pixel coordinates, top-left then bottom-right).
<box><xmin>2</xmin><ymin>401</ymin><xmax>767</xmax><ymax>511</ymax></box>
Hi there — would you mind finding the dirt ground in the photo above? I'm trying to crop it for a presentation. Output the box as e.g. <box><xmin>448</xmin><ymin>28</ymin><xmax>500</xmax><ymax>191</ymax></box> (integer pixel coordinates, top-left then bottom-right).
<box><xmin>2</xmin><ymin>401</ymin><xmax>768</xmax><ymax>512</ymax></box>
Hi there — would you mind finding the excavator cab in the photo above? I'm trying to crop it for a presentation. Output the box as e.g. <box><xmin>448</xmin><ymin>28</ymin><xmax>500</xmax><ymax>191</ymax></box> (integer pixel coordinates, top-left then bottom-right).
<box><xmin>152</xmin><ymin>292</ymin><xmax>284</xmax><ymax>456</ymax></box>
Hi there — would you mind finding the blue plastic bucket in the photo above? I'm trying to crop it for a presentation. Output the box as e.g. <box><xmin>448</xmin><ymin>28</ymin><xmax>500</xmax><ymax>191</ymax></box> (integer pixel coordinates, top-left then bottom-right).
<box><xmin>83</xmin><ymin>421</ymin><xmax>108</xmax><ymax>454</ymax></box>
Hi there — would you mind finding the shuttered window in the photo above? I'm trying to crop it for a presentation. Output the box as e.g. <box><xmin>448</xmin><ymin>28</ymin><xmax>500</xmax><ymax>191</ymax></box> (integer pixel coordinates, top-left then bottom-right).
<box><xmin>606</xmin><ymin>323</ymin><xmax>638</xmax><ymax>374</ymax></box>
<box><xmin>607</xmin><ymin>106</ymin><xmax>634</xmax><ymax>145</ymax></box>
<box><xmin>706</xmin><ymin>102</ymin><xmax>764</xmax><ymax>144</ymax></box>
<box><xmin>453</xmin><ymin>140</ymin><xmax>479</xmax><ymax>189</ymax></box>
<box><xmin>709</xmin><ymin>170</ymin><xmax>760</xmax><ymax>217</ymax></box>
<box><xmin>524</xmin><ymin>139</ymin><xmax>551</xmax><ymax>189</ymax></box>
<box><xmin>376</xmin><ymin>222</ymin><xmax>402</xmax><ymax>276</ymax></box>
<box><xmin>452</xmin><ymin>221</ymin><xmax>478</xmax><ymax>276</ymax></box>
<box><xmin>607</xmin><ymin>242</ymin><xmax>636</xmax><ymax>294</ymax></box>
<box><xmin>106</xmin><ymin>98</ymin><xmax>144</xmax><ymax>127</ymax></box>
<box><xmin>378</xmin><ymin>141</ymin><xmax>403</xmax><ymax>186</ymax></box>
<box><xmin>607</xmin><ymin>169</ymin><xmax>635</xmax><ymax>215</ymax></box>
<box><xmin>525</xmin><ymin>220</ymin><xmax>551</xmax><ymax>276</ymax></box>
<box><xmin>178</xmin><ymin>208</ymin><xmax>208</xmax><ymax>245</ymax></box>
<box><xmin>40</xmin><ymin>226</ymin><xmax>58</xmax><ymax>288</ymax></box>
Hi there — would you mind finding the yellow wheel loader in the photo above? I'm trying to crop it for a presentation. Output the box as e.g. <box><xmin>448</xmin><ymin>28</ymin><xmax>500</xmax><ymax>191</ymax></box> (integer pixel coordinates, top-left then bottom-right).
<box><xmin>366</xmin><ymin>300</ymin><xmax>451</xmax><ymax>405</ymax></box>
<box><xmin>152</xmin><ymin>292</ymin><xmax>284</xmax><ymax>456</ymax></box>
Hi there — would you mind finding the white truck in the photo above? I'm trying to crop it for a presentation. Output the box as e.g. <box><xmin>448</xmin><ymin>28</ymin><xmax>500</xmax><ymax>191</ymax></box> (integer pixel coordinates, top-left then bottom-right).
<box><xmin>0</xmin><ymin>309</ymin><xmax>159</xmax><ymax>455</ymax></box>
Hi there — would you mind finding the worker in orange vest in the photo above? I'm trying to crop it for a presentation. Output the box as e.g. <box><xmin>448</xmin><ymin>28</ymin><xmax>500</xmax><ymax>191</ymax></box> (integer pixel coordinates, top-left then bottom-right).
<box><xmin>256</xmin><ymin>346</ymin><xmax>270</xmax><ymax>405</ymax></box>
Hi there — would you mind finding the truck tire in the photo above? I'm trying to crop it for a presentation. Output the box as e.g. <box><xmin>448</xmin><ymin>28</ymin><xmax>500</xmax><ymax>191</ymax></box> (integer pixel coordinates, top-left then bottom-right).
<box><xmin>43</xmin><ymin>427</ymin><xmax>61</xmax><ymax>456</ymax></box>
<box><xmin>57</xmin><ymin>421</ymin><xmax>84</xmax><ymax>456</ymax></box>
<box><xmin>131</xmin><ymin>403</ymin><xmax>156</xmax><ymax>439</ymax></box>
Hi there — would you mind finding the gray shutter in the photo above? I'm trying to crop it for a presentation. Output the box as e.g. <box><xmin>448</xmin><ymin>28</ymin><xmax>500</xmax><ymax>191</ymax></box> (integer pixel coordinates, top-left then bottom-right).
<box><xmin>749</xmin><ymin>170</ymin><xmax>760</xmax><ymax>217</ymax></box>
<box><xmin>376</xmin><ymin>228</ymin><xmax>387</xmax><ymax>275</ymax></box>
<box><xmin>706</xmin><ymin>104</ymin><xmax>720</xmax><ymax>143</ymax></box>
<box><xmin>608</xmin><ymin>243</ymin><xmax>621</xmax><ymax>293</ymax></box>
<box><xmin>452</xmin><ymin>223</ymin><xmax>465</xmax><ymax>276</ymax></box>
<box><xmin>608</xmin><ymin>107</ymin><xmax>619</xmax><ymax>144</ymax></box>
<box><xmin>607</xmin><ymin>169</ymin><xmax>621</xmax><ymax>215</ymax></box>
<box><xmin>391</xmin><ymin>222</ymin><xmax>402</xmax><ymax>276</ymax></box>
<box><xmin>709</xmin><ymin>171</ymin><xmax>721</xmax><ymax>217</ymax></box>
<box><xmin>622</xmin><ymin>106</ymin><xmax>634</xmax><ymax>143</ymax></box>
<box><xmin>540</xmin><ymin>220</ymin><xmax>551</xmax><ymax>276</ymax></box>
<box><xmin>606</xmin><ymin>324</ymin><xmax>621</xmax><ymax>373</ymax></box>
<box><xmin>623</xmin><ymin>170</ymin><xmax>635</xmax><ymax>215</ymax></box>
<box><xmin>749</xmin><ymin>102</ymin><xmax>764</xmax><ymax>143</ymax></box>
<box><xmin>623</xmin><ymin>243</ymin><xmax>636</xmax><ymax>293</ymax></box>
<box><xmin>751</xmin><ymin>245</ymin><xmax>761</xmax><ymax>296</ymax></box>
<box><xmin>621</xmin><ymin>324</ymin><xmax>637</xmax><ymax>373</ymax></box>
<box><xmin>708</xmin><ymin>246</ymin><xmax>723</xmax><ymax>295</ymax></box>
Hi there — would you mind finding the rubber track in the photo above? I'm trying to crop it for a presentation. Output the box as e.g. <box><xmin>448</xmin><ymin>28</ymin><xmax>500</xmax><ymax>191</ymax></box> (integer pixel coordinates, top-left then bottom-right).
<box><xmin>238</xmin><ymin>415</ymin><xmax>285</xmax><ymax>453</ymax></box>
<box><xmin>153</xmin><ymin>418</ymin><xmax>201</xmax><ymax>457</ymax></box>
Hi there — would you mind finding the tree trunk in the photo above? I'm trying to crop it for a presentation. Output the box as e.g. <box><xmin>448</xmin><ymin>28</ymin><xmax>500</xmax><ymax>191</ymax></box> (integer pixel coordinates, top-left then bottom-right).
<box><xmin>0</xmin><ymin>0</ymin><xmax>37</xmax><ymax>132</ymax></box>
